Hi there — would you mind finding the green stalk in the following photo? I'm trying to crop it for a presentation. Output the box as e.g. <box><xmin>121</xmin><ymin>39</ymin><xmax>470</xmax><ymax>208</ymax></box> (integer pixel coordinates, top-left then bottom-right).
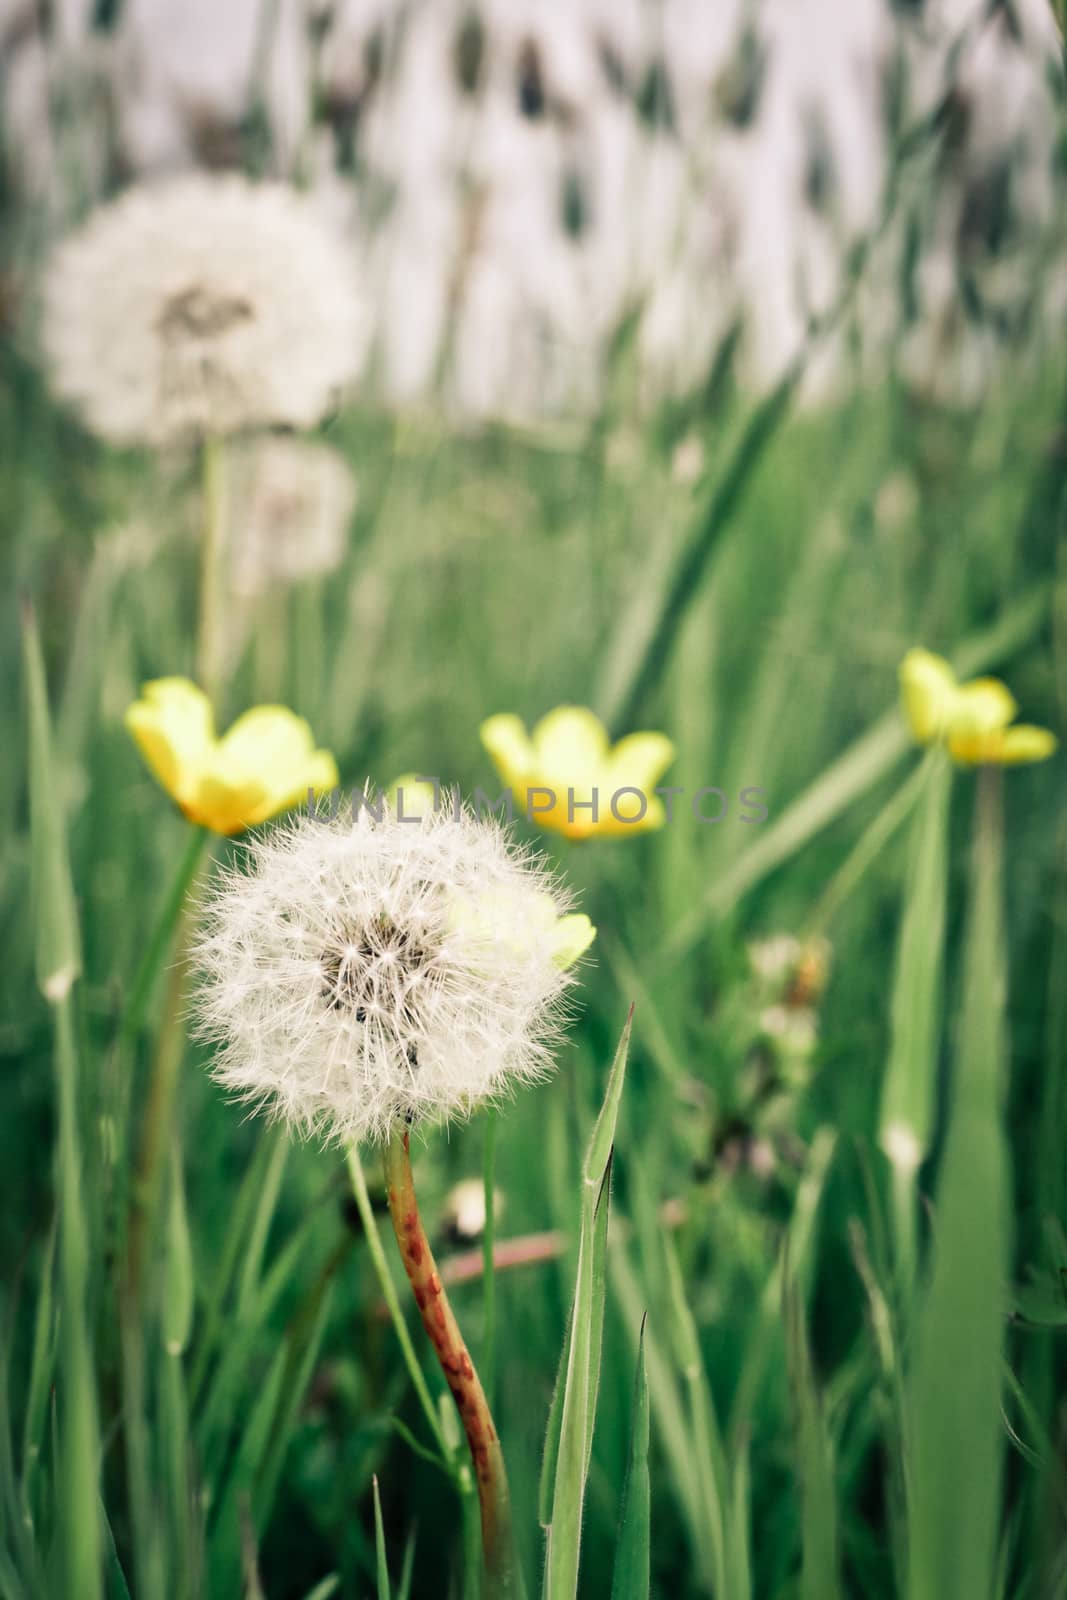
<box><xmin>120</xmin><ymin>827</ymin><xmax>208</xmax><ymax>1049</ymax></box>
<box><xmin>126</xmin><ymin>883</ymin><xmax>200</xmax><ymax>1300</ymax></box>
<box><xmin>803</xmin><ymin>754</ymin><xmax>932</xmax><ymax>941</ymax></box>
<box><xmin>197</xmin><ymin>435</ymin><xmax>227</xmax><ymax>704</ymax></box>
<box><xmin>53</xmin><ymin>991</ymin><xmax>103</xmax><ymax>1600</ymax></box>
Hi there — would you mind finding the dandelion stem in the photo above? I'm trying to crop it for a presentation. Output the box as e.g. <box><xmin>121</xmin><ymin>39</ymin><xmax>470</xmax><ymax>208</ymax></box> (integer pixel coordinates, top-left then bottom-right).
<box><xmin>383</xmin><ymin>1126</ymin><xmax>517</xmax><ymax>1599</ymax></box>
<box><xmin>344</xmin><ymin>1146</ymin><xmax>452</xmax><ymax>1467</ymax></box>
<box><xmin>482</xmin><ymin>1109</ymin><xmax>497</xmax><ymax>1405</ymax></box>
<box><xmin>197</xmin><ymin>434</ymin><xmax>226</xmax><ymax>704</ymax></box>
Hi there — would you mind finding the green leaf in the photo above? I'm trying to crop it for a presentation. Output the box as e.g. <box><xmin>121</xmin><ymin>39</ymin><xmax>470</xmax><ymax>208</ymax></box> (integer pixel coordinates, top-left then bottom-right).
<box><xmin>610</xmin><ymin>1317</ymin><xmax>650</xmax><ymax>1600</ymax></box>
<box><xmin>541</xmin><ymin>1157</ymin><xmax>613</xmax><ymax>1597</ymax></box>
<box><xmin>906</xmin><ymin>770</ymin><xmax>1010</xmax><ymax>1600</ymax></box>
<box><xmin>583</xmin><ymin>1005</ymin><xmax>633</xmax><ymax>1188</ymax></box>
<box><xmin>373</xmin><ymin>1476</ymin><xmax>391</xmax><ymax>1600</ymax></box>
<box><xmin>542</xmin><ymin>1009</ymin><xmax>632</xmax><ymax>1599</ymax></box>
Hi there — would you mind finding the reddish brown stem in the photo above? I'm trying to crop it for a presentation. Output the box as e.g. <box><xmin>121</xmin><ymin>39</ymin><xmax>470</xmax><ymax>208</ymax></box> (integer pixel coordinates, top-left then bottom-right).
<box><xmin>383</xmin><ymin>1126</ymin><xmax>516</xmax><ymax>1596</ymax></box>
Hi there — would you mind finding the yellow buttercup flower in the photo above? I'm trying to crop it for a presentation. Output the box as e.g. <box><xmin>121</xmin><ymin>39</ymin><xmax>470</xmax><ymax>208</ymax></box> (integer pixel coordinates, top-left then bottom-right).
<box><xmin>480</xmin><ymin>706</ymin><xmax>675</xmax><ymax>840</ymax></box>
<box><xmin>898</xmin><ymin>649</ymin><xmax>1057</xmax><ymax>768</ymax></box>
<box><xmin>449</xmin><ymin>889</ymin><xmax>596</xmax><ymax>971</ymax></box>
<box><xmin>126</xmin><ymin>677</ymin><xmax>339</xmax><ymax>835</ymax></box>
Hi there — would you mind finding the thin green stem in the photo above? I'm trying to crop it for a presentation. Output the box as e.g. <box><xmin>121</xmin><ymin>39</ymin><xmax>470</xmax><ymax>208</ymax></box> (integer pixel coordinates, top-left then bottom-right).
<box><xmin>197</xmin><ymin>436</ymin><xmax>226</xmax><ymax>704</ymax></box>
<box><xmin>53</xmin><ymin>991</ymin><xmax>103</xmax><ymax>1600</ymax></box>
<box><xmin>803</xmin><ymin>753</ymin><xmax>933</xmax><ymax>941</ymax></box>
<box><xmin>120</xmin><ymin>826</ymin><xmax>208</xmax><ymax>1052</ymax></box>
<box><xmin>126</xmin><ymin>882</ymin><xmax>200</xmax><ymax>1300</ymax></box>
<box><xmin>482</xmin><ymin>1110</ymin><xmax>498</xmax><ymax>1406</ymax></box>
<box><xmin>344</xmin><ymin>1146</ymin><xmax>452</xmax><ymax>1467</ymax></box>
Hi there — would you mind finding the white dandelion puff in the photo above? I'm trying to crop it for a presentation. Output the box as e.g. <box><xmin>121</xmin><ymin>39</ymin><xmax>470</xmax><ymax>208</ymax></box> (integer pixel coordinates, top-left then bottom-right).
<box><xmin>191</xmin><ymin>804</ymin><xmax>578</xmax><ymax>1147</ymax></box>
<box><xmin>229</xmin><ymin>435</ymin><xmax>358</xmax><ymax>595</ymax></box>
<box><xmin>42</xmin><ymin>173</ymin><xmax>364</xmax><ymax>446</ymax></box>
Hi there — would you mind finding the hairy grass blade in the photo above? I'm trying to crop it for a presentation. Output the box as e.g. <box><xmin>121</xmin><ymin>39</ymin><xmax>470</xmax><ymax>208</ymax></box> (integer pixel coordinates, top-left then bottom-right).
<box><xmin>610</xmin><ymin>1316</ymin><xmax>650</xmax><ymax>1600</ymax></box>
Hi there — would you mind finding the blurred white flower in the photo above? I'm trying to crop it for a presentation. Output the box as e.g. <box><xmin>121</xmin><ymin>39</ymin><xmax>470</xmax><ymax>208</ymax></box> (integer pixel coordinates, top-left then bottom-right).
<box><xmin>671</xmin><ymin>434</ymin><xmax>705</xmax><ymax>484</ymax></box>
<box><xmin>192</xmin><ymin>804</ymin><xmax>577</xmax><ymax>1147</ymax></box>
<box><xmin>229</xmin><ymin>436</ymin><xmax>358</xmax><ymax>595</ymax></box>
<box><xmin>442</xmin><ymin>1176</ymin><xmax>503</xmax><ymax>1242</ymax></box>
<box><xmin>747</xmin><ymin>934</ymin><xmax>801</xmax><ymax>983</ymax></box>
<box><xmin>42</xmin><ymin>173</ymin><xmax>364</xmax><ymax>444</ymax></box>
<box><xmin>873</xmin><ymin>470</ymin><xmax>920</xmax><ymax>533</ymax></box>
<box><xmin>759</xmin><ymin>1003</ymin><xmax>817</xmax><ymax>1056</ymax></box>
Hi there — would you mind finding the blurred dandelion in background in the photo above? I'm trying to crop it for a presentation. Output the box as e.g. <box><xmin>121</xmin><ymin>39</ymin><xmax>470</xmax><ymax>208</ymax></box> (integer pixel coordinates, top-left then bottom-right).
<box><xmin>228</xmin><ymin>435</ymin><xmax>358</xmax><ymax>595</ymax></box>
<box><xmin>41</xmin><ymin>173</ymin><xmax>365</xmax><ymax>444</ymax></box>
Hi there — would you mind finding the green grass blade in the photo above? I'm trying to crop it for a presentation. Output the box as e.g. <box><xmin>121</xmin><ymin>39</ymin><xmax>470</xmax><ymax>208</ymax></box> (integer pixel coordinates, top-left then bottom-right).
<box><xmin>300</xmin><ymin>1579</ymin><xmax>340</xmax><ymax>1600</ymax></box>
<box><xmin>373</xmin><ymin>1476</ymin><xmax>391</xmax><ymax>1600</ymax></box>
<box><xmin>23</xmin><ymin>603</ymin><xmax>101</xmax><ymax>1598</ymax></box>
<box><xmin>610</xmin><ymin>1316</ymin><xmax>650</xmax><ymax>1600</ymax></box>
<box><xmin>663</xmin><ymin>1236</ymin><xmax>728</xmax><ymax>1597</ymax></box>
<box><xmin>22</xmin><ymin>601</ymin><xmax>81</xmax><ymax>1002</ymax></box>
<box><xmin>540</xmin><ymin>1008</ymin><xmax>632</xmax><ymax>1532</ymax></box>
<box><xmin>906</xmin><ymin>769</ymin><xmax>1010</xmax><ymax>1600</ymax></box>
<box><xmin>783</xmin><ymin>1270</ymin><xmax>842</xmax><ymax>1600</ymax></box>
<box><xmin>541</xmin><ymin>1158</ymin><xmax>612</xmax><ymax>1598</ymax></box>
<box><xmin>543</xmin><ymin>1010</ymin><xmax>631</xmax><ymax>1599</ymax></box>
<box><xmin>162</xmin><ymin>1147</ymin><xmax>194</xmax><ymax>1359</ymax></box>
<box><xmin>879</xmin><ymin>752</ymin><xmax>951</xmax><ymax>1282</ymax></box>
<box><xmin>609</xmin><ymin>1250</ymin><xmax>707</xmax><ymax>1583</ymax></box>
<box><xmin>20</xmin><ymin>1226</ymin><xmax>56</xmax><ymax>1505</ymax></box>
<box><xmin>583</xmin><ymin>1006</ymin><xmax>633</xmax><ymax>1188</ymax></box>
<box><xmin>731</xmin><ymin>1129</ymin><xmax>838</xmax><ymax>1438</ymax></box>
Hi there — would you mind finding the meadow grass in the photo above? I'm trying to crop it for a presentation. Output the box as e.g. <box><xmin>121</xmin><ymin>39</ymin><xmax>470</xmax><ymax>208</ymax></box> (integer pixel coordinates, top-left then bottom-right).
<box><xmin>1</xmin><ymin>324</ymin><xmax>1064</xmax><ymax>1600</ymax></box>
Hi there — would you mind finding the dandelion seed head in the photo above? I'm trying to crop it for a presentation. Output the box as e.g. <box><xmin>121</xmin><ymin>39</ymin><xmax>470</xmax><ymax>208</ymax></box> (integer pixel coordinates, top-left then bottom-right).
<box><xmin>191</xmin><ymin>804</ymin><xmax>578</xmax><ymax>1147</ymax></box>
<box><xmin>229</xmin><ymin>436</ymin><xmax>358</xmax><ymax>595</ymax></box>
<box><xmin>42</xmin><ymin>174</ymin><xmax>364</xmax><ymax>445</ymax></box>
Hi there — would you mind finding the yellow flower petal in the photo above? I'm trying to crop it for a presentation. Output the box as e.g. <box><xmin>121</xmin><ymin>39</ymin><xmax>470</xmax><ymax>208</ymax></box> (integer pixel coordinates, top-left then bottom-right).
<box><xmin>124</xmin><ymin>677</ymin><xmax>215</xmax><ymax>808</ymax></box>
<box><xmin>549</xmin><ymin>912</ymin><xmax>597</xmax><ymax>970</ymax></box>
<box><xmin>247</xmin><ymin>748</ymin><xmax>340</xmax><ymax>825</ymax></box>
<box><xmin>480</xmin><ymin>714</ymin><xmax>536</xmax><ymax>790</ymax></box>
<box><xmin>212</xmin><ymin>706</ymin><xmax>337</xmax><ymax>826</ymax></box>
<box><xmin>948</xmin><ymin>724</ymin><xmax>1058</xmax><ymax>767</ymax></box>
<box><xmin>386</xmin><ymin>773</ymin><xmax>440</xmax><ymax>818</ymax></box>
<box><xmin>898</xmin><ymin>649</ymin><xmax>958</xmax><ymax>745</ymax></box>
<box><xmin>605</xmin><ymin>731</ymin><xmax>676</xmax><ymax>794</ymax></box>
<box><xmin>126</xmin><ymin>680</ymin><xmax>338</xmax><ymax>835</ymax></box>
<box><xmin>217</xmin><ymin>705</ymin><xmax>320</xmax><ymax>774</ymax></box>
<box><xmin>189</xmin><ymin>772</ymin><xmax>273</xmax><ymax>835</ymax></box>
<box><xmin>531</xmin><ymin>706</ymin><xmax>610</xmax><ymax>786</ymax></box>
<box><xmin>481</xmin><ymin>705</ymin><xmax>674</xmax><ymax>839</ymax></box>
<box><xmin>950</xmin><ymin>677</ymin><xmax>1017</xmax><ymax>737</ymax></box>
